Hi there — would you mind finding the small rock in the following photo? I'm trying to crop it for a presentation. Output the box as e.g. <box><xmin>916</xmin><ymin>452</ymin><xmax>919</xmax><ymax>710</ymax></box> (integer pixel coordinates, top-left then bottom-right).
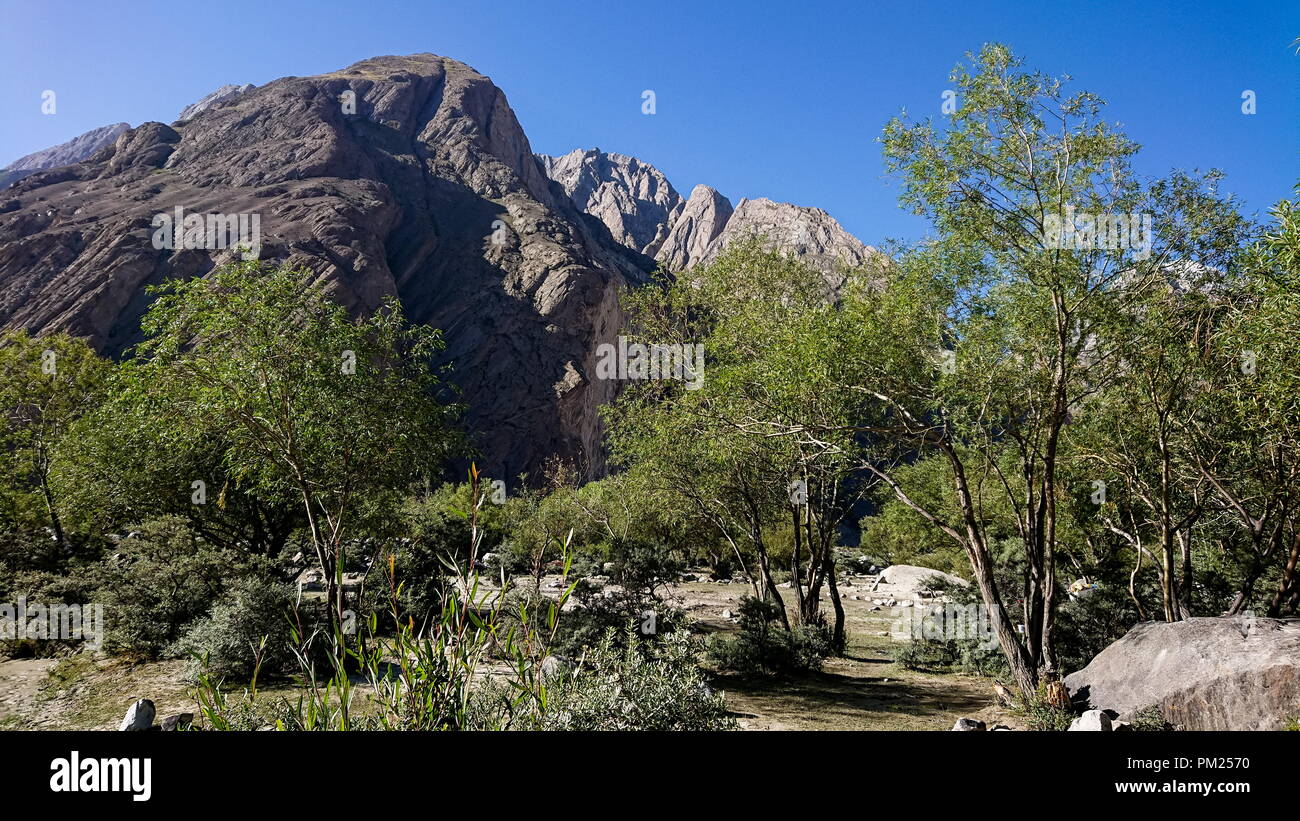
<box><xmin>540</xmin><ymin>655</ymin><xmax>572</xmax><ymax>683</ymax></box>
<box><xmin>161</xmin><ymin>713</ymin><xmax>194</xmax><ymax>731</ymax></box>
<box><xmin>119</xmin><ymin>699</ymin><xmax>156</xmax><ymax>731</ymax></box>
<box><xmin>1068</xmin><ymin>709</ymin><xmax>1113</xmax><ymax>731</ymax></box>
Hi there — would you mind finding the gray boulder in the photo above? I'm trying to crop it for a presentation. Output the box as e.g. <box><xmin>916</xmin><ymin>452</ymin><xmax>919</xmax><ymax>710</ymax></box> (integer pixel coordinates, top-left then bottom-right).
<box><xmin>1064</xmin><ymin>616</ymin><xmax>1300</xmax><ymax>731</ymax></box>
<box><xmin>119</xmin><ymin>698</ymin><xmax>156</xmax><ymax>731</ymax></box>
<box><xmin>1067</xmin><ymin>709</ymin><xmax>1112</xmax><ymax>731</ymax></box>
<box><xmin>951</xmin><ymin>717</ymin><xmax>985</xmax><ymax>731</ymax></box>
<box><xmin>878</xmin><ymin>565</ymin><xmax>969</xmax><ymax>595</ymax></box>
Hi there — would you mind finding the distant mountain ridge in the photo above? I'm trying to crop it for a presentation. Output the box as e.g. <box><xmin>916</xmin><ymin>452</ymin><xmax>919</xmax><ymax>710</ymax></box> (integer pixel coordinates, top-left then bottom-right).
<box><xmin>0</xmin><ymin>122</ymin><xmax>131</xmax><ymax>189</ymax></box>
<box><xmin>537</xmin><ymin>147</ymin><xmax>879</xmax><ymax>280</ymax></box>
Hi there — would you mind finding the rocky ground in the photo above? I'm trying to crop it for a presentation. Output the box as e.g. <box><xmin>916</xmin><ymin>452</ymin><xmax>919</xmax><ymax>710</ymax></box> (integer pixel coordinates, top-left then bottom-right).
<box><xmin>0</xmin><ymin>569</ymin><xmax>1011</xmax><ymax>731</ymax></box>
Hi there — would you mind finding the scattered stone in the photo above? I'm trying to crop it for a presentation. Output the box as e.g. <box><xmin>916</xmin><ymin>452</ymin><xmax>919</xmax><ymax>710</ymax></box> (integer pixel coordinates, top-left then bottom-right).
<box><xmin>540</xmin><ymin>655</ymin><xmax>572</xmax><ymax>683</ymax></box>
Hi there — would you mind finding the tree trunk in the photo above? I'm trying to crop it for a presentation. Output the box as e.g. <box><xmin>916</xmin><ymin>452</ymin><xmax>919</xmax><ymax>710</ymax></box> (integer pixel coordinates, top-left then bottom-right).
<box><xmin>1267</xmin><ymin>532</ymin><xmax>1300</xmax><ymax>617</ymax></box>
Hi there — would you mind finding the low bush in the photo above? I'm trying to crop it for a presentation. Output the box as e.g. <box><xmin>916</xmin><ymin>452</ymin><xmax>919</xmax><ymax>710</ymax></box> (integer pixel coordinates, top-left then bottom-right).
<box><xmin>705</xmin><ymin>595</ymin><xmax>832</xmax><ymax>675</ymax></box>
<box><xmin>175</xmin><ymin>575</ymin><xmax>298</xmax><ymax>681</ymax></box>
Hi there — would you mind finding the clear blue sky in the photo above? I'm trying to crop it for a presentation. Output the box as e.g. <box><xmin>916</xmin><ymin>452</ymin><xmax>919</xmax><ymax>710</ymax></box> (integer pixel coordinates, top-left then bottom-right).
<box><xmin>2</xmin><ymin>0</ymin><xmax>1296</xmax><ymax>244</ymax></box>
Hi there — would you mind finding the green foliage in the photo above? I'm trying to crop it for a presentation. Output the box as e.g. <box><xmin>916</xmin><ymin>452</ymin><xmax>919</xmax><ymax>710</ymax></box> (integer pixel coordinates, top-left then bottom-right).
<box><xmin>1017</xmin><ymin>688</ymin><xmax>1076</xmax><ymax>732</ymax></box>
<box><xmin>1127</xmin><ymin>706</ymin><xmax>1175</xmax><ymax>732</ymax></box>
<box><xmin>177</xmin><ymin>575</ymin><xmax>298</xmax><ymax>681</ymax></box>
<box><xmin>0</xmin><ymin>331</ymin><xmax>109</xmax><ymax>539</ymax></box>
<box><xmin>505</xmin><ymin>629</ymin><xmax>737</xmax><ymax>731</ymax></box>
<box><xmin>77</xmin><ymin>517</ymin><xmax>234</xmax><ymax>659</ymax></box>
<box><xmin>120</xmin><ymin>260</ymin><xmax>464</xmax><ymax>624</ymax></box>
<box><xmin>705</xmin><ymin>596</ymin><xmax>832</xmax><ymax>675</ymax></box>
<box><xmin>1052</xmin><ymin>584</ymin><xmax>1143</xmax><ymax>674</ymax></box>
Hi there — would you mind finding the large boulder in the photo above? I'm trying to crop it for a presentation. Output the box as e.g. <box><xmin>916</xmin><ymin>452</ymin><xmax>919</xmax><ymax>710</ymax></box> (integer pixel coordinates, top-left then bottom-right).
<box><xmin>1064</xmin><ymin>617</ymin><xmax>1300</xmax><ymax>731</ymax></box>
<box><xmin>877</xmin><ymin>565</ymin><xmax>969</xmax><ymax>595</ymax></box>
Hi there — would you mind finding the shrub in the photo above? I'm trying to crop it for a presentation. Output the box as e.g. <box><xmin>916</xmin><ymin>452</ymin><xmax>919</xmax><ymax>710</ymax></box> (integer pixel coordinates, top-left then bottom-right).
<box><xmin>80</xmin><ymin>517</ymin><xmax>233</xmax><ymax>658</ymax></box>
<box><xmin>1052</xmin><ymin>582</ymin><xmax>1142</xmax><ymax>673</ymax></box>
<box><xmin>497</xmin><ymin>628</ymin><xmax>736</xmax><ymax>731</ymax></box>
<box><xmin>607</xmin><ymin>538</ymin><xmax>683</xmax><ymax>600</ymax></box>
<box><xmin>1017</xmin><ymin>685</ymin><xmax>1076</xmax><ymax>731</ymax></box>
<box><xmin>705</xmin><ymin>596</ymin><xmax>832</xmax><ymax>675</ymax></box>
<box><xmin>1127</xmin><ymin>706</ymin><xmax>1175</xmax><ymax>731</ymax></box>
<box><xmin>176</xmin><ymin>575</ymin><xmax>298</xmax><ymax>681</ymax></box>
<box><xmin>891</xmin><ymin>579</ymin><xmax>1007</xmax><ymax>677</ymax></box>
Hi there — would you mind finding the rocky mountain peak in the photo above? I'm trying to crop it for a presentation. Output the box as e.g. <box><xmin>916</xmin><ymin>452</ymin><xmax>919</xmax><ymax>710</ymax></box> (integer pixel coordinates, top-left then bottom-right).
<box><xmin>0</xmin><ymin>53</ymin><xmax>647</xmax><ymax>482</ymax></box>
<box><xmin>537</xmin><ymin>148</ymin><xmax>683</xmax><ymax>255</ymax></box>
<box><xmin>537</xmin><ymin>149</ymin><xmax>879</xmax><ymax>282</ymax></box>
<box><xmin>175</xmin><ymin>83</ymin><xmax>255</xmax><ymax>122</ymax></box>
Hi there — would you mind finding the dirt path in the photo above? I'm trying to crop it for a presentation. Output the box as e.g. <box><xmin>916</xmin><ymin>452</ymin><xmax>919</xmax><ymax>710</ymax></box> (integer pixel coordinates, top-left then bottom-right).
<box><xmin>0</xmin><ymin>657</ymin><xmax>60</xmax><ymax>729</ymax></box>
<box><xmin>667</xmin><ymin>579</ymin><xmax>1008</xmax><ymax>730</ymax></box>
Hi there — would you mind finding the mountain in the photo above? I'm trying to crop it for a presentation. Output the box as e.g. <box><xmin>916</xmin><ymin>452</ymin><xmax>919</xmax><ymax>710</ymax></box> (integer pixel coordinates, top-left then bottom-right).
<box><xmin>655</xmin><ymin>184</ymin><xmax>733</xmax><ymax>271</ymax></box>
<box><xmin>537</xmin><ymin>149</ymin><xmax>879</xmax><ymax>280</ymax></box>
<box><xmin>0</xmin><ymin>122</ymin><xmax>131</xmax><ymax>189</ymax></box>
<box><xmin>0</xmin><ymin>55</ymin><xmax>647</xmax><ymax>482</ymax></box>
<box><xmin>538</xmin><ymin>148</ymin><xmax>683</xmax><ymax>256</ymax></box>
<box><xmin>175</xmin><ymin>83</ymin><xmax>255</xmax><ymax>121</ymax></box>
<box><xmin>0</xmin><ymin>55</ymin><xmax>878</xmax><ymax>483</ymax></box>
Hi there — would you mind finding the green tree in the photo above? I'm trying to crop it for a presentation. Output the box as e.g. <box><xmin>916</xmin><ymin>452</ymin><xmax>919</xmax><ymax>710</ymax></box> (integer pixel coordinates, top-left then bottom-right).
<box><xmin>0</xmin><ymin>331</ymin><xmax>110</xmax><ymax>547</ymax></box>
<box><xmin>119</xmin><ymin>261</ymin><xmax>463</xmax><ymax>627</ymax></box>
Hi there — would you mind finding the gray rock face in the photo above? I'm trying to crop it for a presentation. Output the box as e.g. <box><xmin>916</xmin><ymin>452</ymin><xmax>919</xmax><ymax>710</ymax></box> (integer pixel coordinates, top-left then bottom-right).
<box><xmin>537</xmin><ymin>149</ymin><xmax>879</xmax><ymax>282</ymax></box>
<box><xmin>538</xmin><ymin>148</ymin><xmax>683</xmax><ymax>255</ymax></box>
<box><xmin>1064</xmin><ymin>617</ymin><xmax>1300</xmax><ymax>731</ymax></box>
<box><xmin>697</xmin><ymin>197</ymin><xmax>879</xmax><ymax>288</ymax></box>
<box><xmin>119</xmin><ymin>698</ymin><xmax>156</xmax><ymax>731</ymax></box>
<box><xmin>0</xmin><ymin>122</ymin><xmax>131</xmax><ymax>188</ymax></box>
<box><xmin>655</xmin><ymin>184</ymin><xmax>733</xmax><ymax>272</ymax></box>
<box><xmin>0</xmin><ymin>54</ymin><xmax>648</xmax><ymax>482</ymax></box>
<box><xmin>176</xmin><ymin>83</ymin><xmax>255</xmax><ymax>121</ymax></box>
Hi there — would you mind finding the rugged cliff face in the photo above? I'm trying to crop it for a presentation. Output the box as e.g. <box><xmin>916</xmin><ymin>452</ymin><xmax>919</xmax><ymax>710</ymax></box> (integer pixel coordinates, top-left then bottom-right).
<box><xmin>0</xmin><ymin>54</ymin><xmax>646</xmax><ymax>482</ymax></box>
<box><xmin>538</xmin><ymin>148</ymin><xmax>683</xmax><ymax>257</ymax></box>
<box><xmin>538</xmin><ymin>149</ymin><xmax>880</xmax><ymax>282</ymax></box>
